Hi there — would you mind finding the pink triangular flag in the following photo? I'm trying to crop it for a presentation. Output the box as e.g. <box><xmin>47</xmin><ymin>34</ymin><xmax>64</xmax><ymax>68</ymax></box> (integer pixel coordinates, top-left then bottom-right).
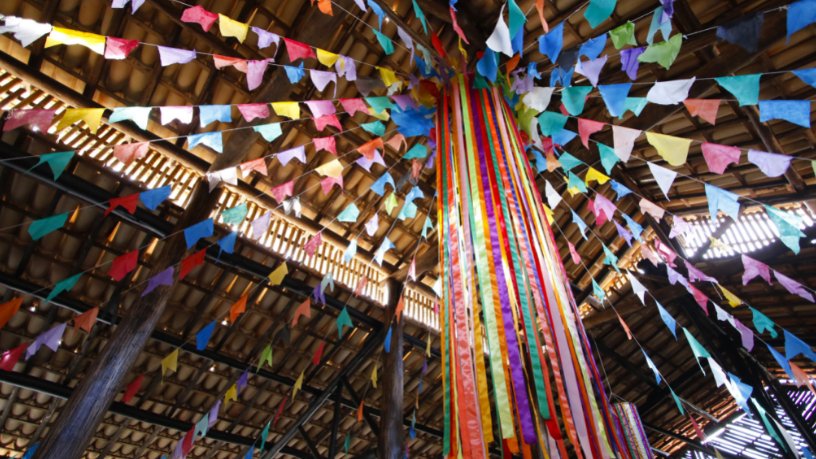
<box><xmin>688</xmin><ymin>284</ymin><xmax>709</xmax><ymax>314</ymax></box>
<box><xmin>314</xmin><ymin>136</ymin><xmax>337</xmax><ymax>155</ymax></box>
<box><xmin>3</xmin><ymin>109</ymin><xmax>56</xmax><ymax>132</ymax></box>
<box><xmin>567</xmin><ymin>241</ymin><xmax>581</xmax><ymax>264</ymax></box>
<box><xmin>113</xmin><ymin>142</ymin><xmax>149</xmax><ymax>165</ymax></box>
<box><xmin>104</xmin><ymin>37</ymin><xmax>139</xmax><ymax>60</ymax></box>
<box><xmin>247</xmin><ymin>59</ymin><xmax>271</xmax><ymax>91</ymax></box>
<box><xmin>578</xmin><ymin>118</ymin><xmax>605</xmax><ymax>148</ymax></box>
<box><xmin>339</xmin><ymin>98</ymin><xmax>369</xmax><ymax>116</ymax></box>
<box><xmin>239</xmin><ymin>157</ymin><xmax>268</xmax><ymax>177</ymax></box>
<box><xmin>320</xmin><ymin>175</ymin><xmax>343</xmax><ymax>194</ymax></box>
<box><xmin>315</xmin><ymin>114</ymin><xmax>342</xmax><ymax>131</ymax></box>
<box><xmin>305</xmin><ymin>100</ymin><xmax>336</xmax><ymax>119</ymax></box>
<box><xmin>701</xmin><ymin>143</ymin><xmax>740</xmax><ymax>174</ymax></box>
<box><xmin>181</xmin><ymin>5</ymin><xmax>218</xmax><ymax>31</ymax></box>
<box><xmin>269</xmin><ymin>181</ymin><xmax>294</xmax><ymax>202</ymax></box>
<box><xmin>238</xmin><ymin>103</ymin><xmax>270</xmax><ymax>122</ymax></box>
<box><xmin>304</xmin><ymin>232</ymin><xmax>322</xmax><ymax>256</ymax></box>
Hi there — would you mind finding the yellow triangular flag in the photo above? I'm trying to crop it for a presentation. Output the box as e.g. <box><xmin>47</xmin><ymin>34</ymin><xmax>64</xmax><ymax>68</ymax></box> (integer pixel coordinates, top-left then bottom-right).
<box><xmin>584</xmin><ymin>167</ymin><xmax>610</xmax><ymax>185</ymax></box>
<box><xmin>457</xmin><ymin>38</ymin><xmax>468</xmax><ymax>62</ymax></box>
<box><xmin>709</xmin><ymin>236</ymin><xmax>728</xmax><ymax>251</ymax></box>
<box><xmin>426</xmin><ymin>336</ymin><xmax>431</xmax><ymax>357</ymax></box>
<box><xmin>645</xmin><ymin>132</ymin><xmax>692</xmax><ymax>166</ymax></box>
<box><xmin>370</xmin><ymin>109</ymin><xmax>390</xmax><ymax>121</ymax></box>
<box><xmin>268</xmin><ymin>263</ymin><xmax>288</xmax><ymax>286</ymax></box>
<box><xmin>316</xmin><ymin>49</ymin><xmax>339</xmax><ymax>67</ymax></box>
<box><xmin>55</xmin><ymin>108</ymin><xmax>105</xmax><ymax>134</ymax></box>
<box><xmin>224</xmin><ymin>383</ymin><xmax>238</xmax><ymax>405</ymax></box>
<box><xmin>218</xmin><ymin>14</ymin><xmax>248</xmax><ymax>42</ymax></box>
<box><xmin>292</xmin><ymin>370</ymin><xmax>304</xmax><ymax>399</ymax></box>
<box><xmin>718</xmin><ymin>284</ymin><xmax>742</xmax><ymax>307</ymax></box>
<box><xmin>315</xmin><ymin>159</ymin><xmax>344</xmax><ymax>178</ymax></box>
<box><xmin>371</xmin><ymin>365</ymin><xmax>378</xmax><ymax>388</ymax></box>
<box><xmin>271</xmin><ymin>101</ymin><xmax>300</xmax><ymax>120</ymax></box>
<box><xmin>161</xmin><ymin>348</ymin><xmax>179</xmax><ymax>377</ymax></box>
<box><xmin>542</xmin><ymin>204</ymin><xmax>555</xmax><ymax>224</ymax></box>
<box><xmin>378</xmin><ymin>67</ymin><xmax>400</xmax><ymax>89</ymax></box>
<box><xmin>44</xmin><ymin>27</ymin><xmax>106</xmax><ymax>55</ymax></box>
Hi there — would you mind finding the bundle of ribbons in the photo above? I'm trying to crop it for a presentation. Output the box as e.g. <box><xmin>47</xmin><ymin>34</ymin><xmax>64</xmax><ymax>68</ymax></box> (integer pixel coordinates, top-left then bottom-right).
<box><xmin>435</xmin><ymin>74</ymin><xmax>630</xmax><ymax>458</ymax></box>
<box><xmin>613</xmin><ymin>403</ymin><xmax>654</xmax><ymax>459</ymax></box>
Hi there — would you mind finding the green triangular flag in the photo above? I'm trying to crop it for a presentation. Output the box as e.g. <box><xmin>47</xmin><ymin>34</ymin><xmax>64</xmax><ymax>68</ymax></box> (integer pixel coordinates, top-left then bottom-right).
<box><xmin>507</xmin><ymin>0</ymin><xmax>526</xmax><ymax>37</ymax></box>
<box><xmin>584</xmin><ymin>0</ymin><xmax>616</xmax><ymax>28</ymax></box>
<box><xmin>714</xmin><ymin>74</ymin><xmax>761</xmax><ymax>106</ymax></box>
<box><xmin>28</xmin><ymin>212</ymin><xmax>70</xmax><ymax>240</ymax></box>
<box><xmin>669</xmin><ymin>387</ymin><xmax>685</xmax><ymax>415</ymax></box>
<box><xmin>373</xmin><ymin>29</ymin><xmax>394</xmax><ymax>55</ymax></box>
<box><xmin>592</xmin><ymin>279</ymin><xmax>605</xmax><ymax>301</ymax></box>
<box><xmin>34</xmin><ymin>151</ymin><xmax>74</xmax><ymax>180</ymax></box>
<box><xmin>411</xmin><ymin>0</ymin><xmax>427</xmax><ymax>34</ymax></box>
<box><xmin>384</xmin><ymin>193</ymin><xmax>399</xmax><ymax>215</ymax></box>
<box><xmin>601</xmin><ymin>244</ymin><xmax>620</xmax><ymax>273</ymax></box>
<box><xmin>637</xmin><ymin>34</ymin><xmax>683</xmax><ymax>69</ymax></box>
<box><xmin>609</xmin><ymin>21</ymin><xmax>636</xmax><ymax>49</ymax></box>
<box><xmin>336</xmin><ymin>306</ymin><xmax>353</xmax><ymax>338</ymax></box>
<box><xmin>344</xmin><ymin>432</ymin><xmax>351</xmax><ymax>453</ymax></box>
<box><xmin>597</xmin><ymin>143</ymin><xmax>619</xmax><ymax>174</ymax></box>
<box><xmin>260</xmin><ymin>421</ymin><xmax>270</xmax><ymax>451</ymax></box>
<box><xmin>361</xmin><ymin>121</ymin><xmax>386</xmax><ymax>136</ymax></box>
<box><xmin>257</xmin><ymin>344</ymin><xmax>273</xmax><ymax>372</ymax></box>
<box><xmin>765</xmin><ymin>205</ymin><xmax>805</xmax><ymax>254</ymax></box>
<box><xmin>403</xmin><ymin>144</ymin><xmax>428</xmax><ymax>160</ymax></box>
<box><xmin>47</xmin><ymin>272</ymin><xmax>83</xmax><ymax>302</ymax></box>
<box><xmin>537</xmin><ymin>111</ymin><xmax>568</xmax><ymax>137</ymax></box>
<box><xmin>682</xmin><ymin>327</ymin><xmax>711</xmax><ymax>373</ymax></box>
<box><xmin>750</xmin><ymin>307</ymin><xmax>778</xmax><ymax>338</ymax></box>
<box><xmin>567</xmin><ymin>171</ymin><xmax>587</xmax><ymax>194</ymax></box>
<box><xmin>222</xmin><ymin>202</ymin><xmax>248</xmax><ymax>225</ymax></box>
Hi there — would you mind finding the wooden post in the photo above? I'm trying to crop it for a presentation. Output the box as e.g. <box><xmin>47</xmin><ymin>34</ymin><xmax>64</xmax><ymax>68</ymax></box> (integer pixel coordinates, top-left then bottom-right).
<box><xmin>33</xmin><ymin>180</ymin><xmax>222</xmax><ymax>459</ymax></box>
<box><xmin>379</xmin><ymin>279</ymin><xmax>404</xmax><ymax>459</ymax></box>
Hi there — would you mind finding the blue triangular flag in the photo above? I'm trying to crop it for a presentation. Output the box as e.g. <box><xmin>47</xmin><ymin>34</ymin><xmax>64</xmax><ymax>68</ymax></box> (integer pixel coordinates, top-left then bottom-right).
<box><xmin>538</xmin><ymin>22</ymin><xmax>564</xmax><ymax>63</ymax></box>
<box><xmin>140</xmin><ymin>185</ymin><xmax>172</xmax><ymax>210</ymax></box>
<box><xmin>284</xmin><ymin>62</ymin><xmax>305</xmax><ymax>83</ymax></box>
<box><xmin>253</xmin><ymin>123</ymin><xmax>282</xmax><ymax>142</ymax></box>
<box><xmin>199</xmin><ymin>104</ymin><xmax>232</xmax><ymax>127</ymax></box>
<box><xmin>787</xmin><ymin>0</ymin><xmax>816</xmax><ymax>40</ymax></box>
<box><xmin>598</xmin><ymin>83</ymin><xmax>632</xmax><ymax>117</ymax></box>
<box><xmin>218</xmin><ymin>232</ymin><xmax>237</xmax><ymax>254</ymax></box>
<box><xmin>610</xmin><ymin>179</ymin><xmax>632</xmax><ymax>197</ymax></box>
<box><xmin>759</xmin><ymin>100</ymin><xmax>811</xmax><ymax>128</ymax></box>
<box><xmin>552</xmin><ymin>129</ymin><xmax>577</xmax><ymax>146</ymax></box>
<box><xmin>784</xmin><ymin>329</ymin><xmax>816</xmax><ymax>361</ymax></box>
<box><xmin>656</xmin><ymin>301</ymin><xmax>677</xmax><ymax>338</ymax></box>
<box><xmin>579</xmin><ymin>33</ymin><xmax>607</xmax><ymax>59</ymax></box>
<box><xmin>705</xmin><ymin>183</ymin><xmax>740</xmax><ymax>221</ymax></box>
<box><xmin>188</xmin><ymin>131</ymin><xmax>223</xmax><ymax>153</ymax></box>
<box><xmin>196</xmin><ymin>321</ymin><xmax>216</xmax><ymax>351</ymax></box>
<box><xmin>370</xmin><ymin>172</ymin><xmax>395</xmax><ymax>196</ymax></box>
<box><xmin>184</xmin><ymin>218</ymin><xmax>214</xmax><ymax>248</ymax></box>
<box><xmin>476</xmin><ymin>48</ymin><xmax>498</xmax><ymax>82</ymax></box>
<box><xmin>793</xmin><ymin>68</ymin><xmax>816</xmax><ymax>89</ymax></box>
<box><xmin>384</xmin><ymin>325</ymin><xmax>393</xmax><ymax>353</ymax></box>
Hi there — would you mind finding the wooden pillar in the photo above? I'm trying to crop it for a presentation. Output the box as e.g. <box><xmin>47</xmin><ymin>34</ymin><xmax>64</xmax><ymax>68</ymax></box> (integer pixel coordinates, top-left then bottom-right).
<box><xmin>379</xmin><ymin>279</ymin><xmax>404</xmax><ymax>459</ymax></box>
<box><xmin>33</xmin><ymin>180</ymin><xmax>222</xmax><ymax>459</ymax></box>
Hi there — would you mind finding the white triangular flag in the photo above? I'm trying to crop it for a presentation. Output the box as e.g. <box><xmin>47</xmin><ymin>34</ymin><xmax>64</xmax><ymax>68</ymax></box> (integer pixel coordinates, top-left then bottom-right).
<box><xmin>485</xmin><ymin>5</ymin><xmax>514</xmax><ymax>57</ymax></box>
<box><xmin>626</xmin><ymin>272</ymin><xmax>647</xmax><ymax>305</ymax></box>
<box><xmin>522</xmin><ymin>87</ymin><xmax>555</xmax><ymax>112</ymax></box>
<box><xmin>545</xmin><ymin>180</ymin><xmax>562</xmax><ymax>208</ymax></box>
<box><xmin>648</xmin><ymin>162</ymin><xmax>677</xmax><ymax>199</ymax></box>
<box><xmin>612</xmin><ymin>125</ymin><xmax>641</xmax><ymax>162</ymax></box>
<box><xmin>646</xmin><ymin>78</ymin><xmax>695</xmax><ymax>105</ymax></box>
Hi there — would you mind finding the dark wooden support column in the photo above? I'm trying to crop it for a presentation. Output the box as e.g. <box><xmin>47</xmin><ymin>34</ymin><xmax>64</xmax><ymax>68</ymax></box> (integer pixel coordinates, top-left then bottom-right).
<box><xmin>755</xmin><ymin>353</ymin><xmax>816</xmax><ymax>453</ymax></box>
<box><xmin>379</xmin><ymin>279</ymin><xmax>404</xmax><ymax>459</ymax></box>
<box><xmin>328</xmin><ymin>387</ymin><xmax>342</xmax><ymax>459</ymax></box>
<box><xmin>298</xmin><ymin>426</ymin><xmax>325</xmax><ymax>458</ymax></box>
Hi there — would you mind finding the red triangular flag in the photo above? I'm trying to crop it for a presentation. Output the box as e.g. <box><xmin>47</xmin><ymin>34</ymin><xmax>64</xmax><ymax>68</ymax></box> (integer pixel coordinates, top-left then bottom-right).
<box><xmin>179</xmin><ymin>249</ymin><xmax>206</xmax><ymax>280</ymax></box>
<box><xmin>272</xmin><ymin>398</ymin><xmax>287</xmax><ymax>427</ymax></box>
<box><xmin>395</xmin><ymin>295</ymin><xmax>405</xmax><ymax>323</ymax></box>
<box><xmin>0</xmin><ymin>343</ymin><xmax>28</xmax><ymax>371</ymax></box>
<box><xmin>291</xmin><ymin>298</ymin><xmax>312</xmax><ymax>327</ymax></box>
<box><xmin>283</xmin><ymin>38</ymin><xmax>316</xmax><ymax>61</ymax></box>
<box><xmin>0</xmin><ymin>297</ymin><xmax>23</xmax><ymax>330</ymax></box>
<box><xmin>109</xmin><ymin>249</ymin><xmax>139</xmax><ymax>281</ymax></box>
<box><xmin>354</xmin><ymin>277</ymin><xmax>367</xmax><ymax>297</ymax></box>
<box><xmin>73</xmin><ymin>307</ymin><xmax>98</xmax><ymax>333</ymax></box>
<box><xmin>229</xmin><ymin>294</ymin><xmax>248</xmax><ymax>324</ymax></box>
<box><xmin>578</xmin><ymin>118</ymin><xmax>604</xmax><ymax>148</ymax></box>
<box><xmin>689</xmin><ymin>415</ymin><xmax>707</xmax><ymax>441</ymax></box>
<box><xmin>431</xmin><ymin>31</ymin><xmax>446</xmax><ymax>57</ymax></box>
<box><xmin>181</xmin><ymin>427</ymin><xmax>195</xmax><ymax>455</ymax></box>
<box><xmin>312</xmin><ymin>341</ymin><xmax>326</xmax><ymax>366</ymax></box>
<box><xmin>122</xmin><ymin>374</ymin><xmax>144</xmax><ymax>404</ymax></box>
<box><xmin>105</xmin><ymin>193</ymin><xmax>140</xmax><ymax>216</ymax></box>
<box><xmin>683</xmin><ymin>99</ymin><xmax>720</xmax><ymax>125</ymax></box>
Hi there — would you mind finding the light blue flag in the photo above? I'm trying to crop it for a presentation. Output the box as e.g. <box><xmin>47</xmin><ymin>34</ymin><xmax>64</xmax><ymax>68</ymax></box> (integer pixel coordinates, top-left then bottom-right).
<box><xmin>199</xmin><ymin>105</ymin><xmax>232</xmax><ymax>127</ymax></box>
<box><xmin>403</xmin><ymin>144</ymin><xmax>428</xmax><ymax>159</ymax></box>
<box><xmin>642</xmin><ymin>349</ymin><xmax>662</xmax><ymax>384</ymax></box>
<box><xmin>571</xmin><ymin>209</ymin><xmax>588</xmax><ymax>238</ymax></box>
<box><xmin>373</xmin><ymin>29</ymin><xmax>394</xmax><ymax>55</ymax></box>
<box><xmin>47</xmin><ymin>272</ymin><xmax>83</xmax><ymax>302</ymax></box>
<box><xmin>704</xmin><ymin>184</ymin><xmax>740</xmax><ymax>221</ymax></box>
<box><xmin>196</xmin><ymin>321</ymin><xmax>216</xmax><ymax>351</ymax></box>
<box><xmin>751</xmin><ymin>306</ymin><xmax>777</xmax><ymax>338</ymax></box>
<box><xmin>598</xmin><ymin>83</ymin><xmax>631</xmax><ymax>117</ymax></box>
<box><xmin>610</xmin><ymin>179</ymin><xmax>632</xmax><ymax>197</ymax></box>
<box><xmin>726</xmin><ymin>373</ymin><xmax>753</xmax><ymax>413</ymax></box>
<box><xmin>597</xmin><ymin>143</ymin><xmax>619</xmax><ymax>174</ymax></box>
<box><xmin>110</xmin><ymin>106</ymin><xmax>151</xmax><ymax>130</ymax></box>
<box><xmin>558</xmin><ymin>152</ymin><xmax>583</xmax><ymax>172</ymax></box>
<box><xmin>592</xmin><ymin>279</ymin><xmax>605</xmax><ymax>300</ymax></box>
<box><xmin>584</xmin><ymin>0</ymin><xmax>616</xmax><ymax>28</ymax></box>
<box><xmin>405</xmin><ymin>186</ymin><xmax>423</xmax><ymax>202</ymax></box>
<box><xmin>759</xmin><ymin>100</ymin><xmax>811</xmax><ymax>128</ymax></box>
<box><xmin>421</xmin><ymin>216</ymin><xmax>433</xmax><ymax>238</ymax></box>
<box><xmin>656</xmin><ymin>301</ymin><xmax>677</xmax><ymax>338</ymax></box>
<box><xmin>194</xmin><ymin>413</ymin><xmax>209</xmax><ymax>437</ymax></box>
<box><xmin>337</xmin><ymin>203</ymin><xmax>360</xmax><ymax>223</ymax></box>
<box><xmin>284</xmin><ymin>63</ymin><xmax>305</xmax><ymax>83</ymax></box>
<box><xmin>793</xmin><ymin>68</ymin><xmax>816</xmax><ymax>89</ymax></box>
<box><xmin>184</xmin><ymin>218</ymin><xmax>214</xmax><ymax>248</ymax></box>
<box><xmin>412</xmin><ymin>0</ymin><xmax>428</xmax><ymax>34</ymax></box>
<box><xmin>538</xmin><ymin>22</ymin><xmax>564</xmax><ymax>62</ymax></box>
<box><xmin>579</xmin><ymin>33</ymin><xmax>607</xmax><ymax>59</ymax></box>
<box><xmin>218</xmin><ymin>232</ymin><xmax>237</xmax><ymax>254</ymax></box>
<box><xmin>365</xmin><ymin>96</ymin><xmax>394</xmax><ymax>114</ymax></box>
<box><xmin>140</xmin><ymin>185</ymin><xmax>172</xmax><ymax>210</ymax></box>
<box><xmin>562</xmin><ymin>85</ymin><xmax>593</xmax><ymax>115</ymax></box>
<box><xmin>552</xmin><ymin>129</ymin><xmax>577</xmax><ymax>146</ymax></box>
<box><xmin>715</xmin><ymin>74</ymin><xmax>761</xmax><ymax>106</ymax></box>
<box><xmin>28</xmin><ymin>212</ymin><xmax>69</xmax><ymax>240</ymax></box>
<box><xmin>622</xmin><ymin>97</ymin><xmax>648</xmax><ymax>117</ymax></box>
<box><xmin>367</xmin><ymin>0</ymin><xmax>386</xmax><ymax>29</ymax></box>
<box><xmin>253</xmin><ymin>123</ymin><xmax>282</xmax><ymax>142</ymax></box>
<box><xmin>533</xmin><ymin>149</ymin><xmax>548</xmax><ymax>173</ymax></box>
<box><xmin>601</xmin><ymin>244</ymin><xmax>620</xmax><ymax>272</ymax></box>
<box><xmin>398</xmin><ymin>201</ymin><xmax>418</xmax><ymax>220</ymax></box>
<box><xmin>567</xmin><ymin>171</ymin><xmax>587</xmax><ymax>194</ymax></box>
<box><xmin>507</xmin><ymin>0</ymin><xmax>526</xmax><ymax>37</ymax></box>
<box><xmin>538</xmin><ymin>111</ymin><xmax>568</xmax><ymax>136</ymax></box>
<box><xmin>683</xmin><ymin>327</ymin><xmax>711</xmax><ymax>373</ymax></box>
<box><xmin>222</xmin><ymin>202</ymin><xmax>248</xmax><ymax>225</ymax></box>
<box><xmin>765</xmin><ymin>205</ymin><xmax>805</xmax><ymax>254</ymax></box>
<box><xmin>34</xmin><ymin>151</ymin><xmax>75</xmax><ymax>180</ymax></box>
<box><xmin>188</xmin><ymin>131</ymin><xmax>223</xmax><ymax>153</ymax></box>
<box><xmin>623</xmin><ymin>214</ymin><xmax>643</xmax><ymax>240</ymax></box>
<box><xmin>371</xmin><ymin>172</ymin><xmax>395</xmax><ymax>195</ymax></box>
<box><xmin>787</xmin><ymin>0</ymin><xmax>816</xmax><ymax>40</ymax></box>
<box><xmin>361</xmin><ymin>121</ymin><xmax>386</xmax><ymax>136</ymax></box>
<box><xmin>343</xmin><ymin>239</ymin><xmax>358</xmax><ymax>263</ymax></box>
<box><xmin>646</xmin><ymin>6</ymin><xmax>672</xmax><ymax>44</ymax></box>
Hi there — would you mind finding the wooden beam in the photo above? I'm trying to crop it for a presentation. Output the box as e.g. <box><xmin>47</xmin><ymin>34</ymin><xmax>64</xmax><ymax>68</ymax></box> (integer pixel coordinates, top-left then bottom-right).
<box><xmin>379</xmin><ymin>279</ymin><xmax>404</xmax><ymax>459</ymax></box>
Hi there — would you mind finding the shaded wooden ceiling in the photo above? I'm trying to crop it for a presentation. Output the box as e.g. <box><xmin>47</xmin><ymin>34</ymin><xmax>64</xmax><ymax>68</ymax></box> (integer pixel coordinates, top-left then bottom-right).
<box><xmin>0</xmin><ymin>0</ymin><xmax>815</xmax><ymax>457</ymax></box>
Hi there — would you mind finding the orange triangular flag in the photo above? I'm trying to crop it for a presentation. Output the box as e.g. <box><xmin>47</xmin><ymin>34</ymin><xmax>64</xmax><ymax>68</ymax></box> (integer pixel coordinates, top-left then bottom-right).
<box><xmin>73</xmin><ymin>307</ymin><xmax>98</xmax><ymax>333</ymax></box>
<box><xmin>357</xmin><ymin>399</ymin><xmax>364</xmax><ymax>422</ymax></box>
<box><xmin>791</xmin><ymin>361</ymin><xmax>816</xmax><ymax>396</ymax></box>
<box><xmin>395</xmin><ymin>295</ymin><xmax>405</xmax><ymax>323</ymax></box>
<box><xmin>229</xmin><ymin>294</ymin><xmax>248</xmax><ymax>324</ymax></box>
<box><xmin>0</xmin><ymin>297</ymin><xmax>23</xmax><ymax>330</ymax></box>
<box><xmin>291</xmin><ymin>298</ymin><xmax>311</xmax><ymax>327</ymax></box>
<box><xmin>683</xmin><ymin>99</ymin><xmax>720</xmax><ymax>125</ymax></box>
<box><xmin>317</xmin><ymin>0</ymin><xmax>333</xmax><ymax>15</ymax></box>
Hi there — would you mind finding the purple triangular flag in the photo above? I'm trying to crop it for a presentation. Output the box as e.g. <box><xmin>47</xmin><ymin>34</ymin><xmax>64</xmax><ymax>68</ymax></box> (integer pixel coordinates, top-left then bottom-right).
<box><xmin>142</xmin><ymin>267</ymin><xmax>175</xmax><ymax>297</ymax></box>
